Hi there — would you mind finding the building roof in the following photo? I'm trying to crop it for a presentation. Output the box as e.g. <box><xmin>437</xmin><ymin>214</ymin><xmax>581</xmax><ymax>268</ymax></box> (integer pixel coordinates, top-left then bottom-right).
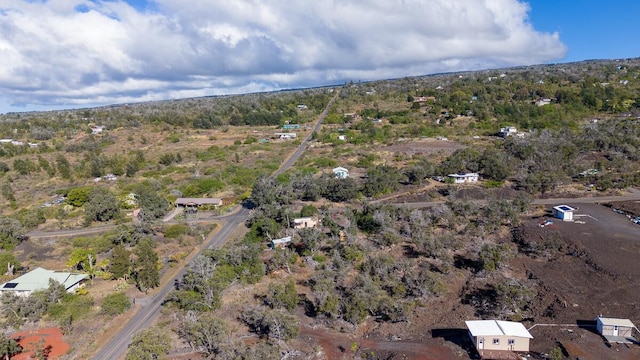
<box><xmin>271</xmin><ymin>236</ymin><xmax>292</xmax><ymax>244</ymax></box>
<box><xmin>448</xmin><ymin>173</ymin><xmax>479</xmax><ymax>178</ymax></box>
<box><xmin>553</xmin><ymin>205</ymin><xmax>575</xmax><ymax>212</ymax></box>
<box><xmin>175</xmin><ymin>198</ymin><xmax>222</xmax><ymax>206</ymax></box>
<box><xmin>597</xmin><ymin>317</ymin><xmax>636</xmax><ymax>328</ymax></box>
<box><xmin>332</xmin><ymin>166</ymin><xmax>349</xmax><ymax>173</ymax></box>
<box><xmin>293</xmin><ymin>217</ymin><xmax>314</xmax><ymax>223</ymax></box>
<box><xmin>0</xmin><ymin>267</ymin><xmax>88</xmax><ymax>293</ymax></box>
<box><xmin>465</xmin><ymin>320</ymin><xmax>533</xmax><ymax>339</ymax></box>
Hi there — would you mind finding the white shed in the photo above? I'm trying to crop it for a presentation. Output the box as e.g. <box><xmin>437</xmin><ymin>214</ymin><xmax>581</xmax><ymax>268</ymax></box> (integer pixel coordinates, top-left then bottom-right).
<box><xmin>466</xmin><ymin>320</ymin><xmax>533</xmax><ymax>356</ymax></box>
<box><xmin>552</xmin><ymin>205</ymin><xmax>575</xmax><ymax>221</ymax></box>
<box><xmin>596</xmin><ymin>317</ymin><xmax>637</xmax><ymax>343</ymax></box>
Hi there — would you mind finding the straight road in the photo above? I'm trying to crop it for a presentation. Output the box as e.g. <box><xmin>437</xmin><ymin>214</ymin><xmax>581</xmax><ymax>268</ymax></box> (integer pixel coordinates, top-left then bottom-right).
<box><xmin>92</xmin><ymin>90</ymin><xmax>340</xmax><ymax>359</ymax></box>
<box><xmin>92</xmin><ymin>208</ymin><xmax>249</xmax><ymax>360</ymax></box>
<box><xmin>396</xmin><ymin>189</ymin><xmax>640</xmax><ymax>209</ymax></box>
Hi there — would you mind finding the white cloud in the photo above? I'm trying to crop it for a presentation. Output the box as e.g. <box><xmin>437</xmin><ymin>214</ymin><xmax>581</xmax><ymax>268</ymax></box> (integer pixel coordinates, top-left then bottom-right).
<box><xmin>0</xmin><ymin>0</ymin><xmax>566</xmax><ymax>112</ymax></box>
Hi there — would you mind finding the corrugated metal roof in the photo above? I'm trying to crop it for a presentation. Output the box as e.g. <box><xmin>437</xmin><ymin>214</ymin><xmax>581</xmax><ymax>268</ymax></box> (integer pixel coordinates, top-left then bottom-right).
<box><xmin>0</xmin><ymin>267</ymin><xmax>87</xmax><ymax>293</ymax></box>
<box><xmin>597</xmin><ymin>317</ymin><xmax>636</xmax><ymax>328</ymax></box>
<box><xmin>465</xmin><ymin>320</ymin><xmax>533</xmax><ymax>339</ymax></box>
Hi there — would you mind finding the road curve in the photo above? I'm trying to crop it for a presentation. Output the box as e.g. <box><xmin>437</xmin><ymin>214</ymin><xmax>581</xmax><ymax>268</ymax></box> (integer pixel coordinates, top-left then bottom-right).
<box><xmin>92</xmin><ymin>89</ymin><xmax>340</xmax><ymax>359</ymax></box>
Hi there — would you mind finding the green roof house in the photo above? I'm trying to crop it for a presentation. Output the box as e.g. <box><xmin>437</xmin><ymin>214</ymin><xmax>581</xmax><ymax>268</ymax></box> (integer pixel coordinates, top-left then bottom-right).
<box><xmin>0</xmin><ymin>267</ymin><xmax>88</xmax><ymax>297</ymax></box>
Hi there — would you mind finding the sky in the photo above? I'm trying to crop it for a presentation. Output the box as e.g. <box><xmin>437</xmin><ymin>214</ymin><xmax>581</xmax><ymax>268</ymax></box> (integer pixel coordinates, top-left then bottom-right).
<box><xmin>0</xmin><ymin>0</ymin><xmax>638</xmax><ymax>114</ymax></box>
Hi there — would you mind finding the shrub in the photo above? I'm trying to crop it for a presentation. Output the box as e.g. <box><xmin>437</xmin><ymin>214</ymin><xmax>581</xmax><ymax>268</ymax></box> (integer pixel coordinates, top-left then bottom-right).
<box><xmin>164</xmin><ymin>224</ymin><xmax>189</xmax><ymax>239</ymax></box>
<box><xmin>101</xmin><ymin>292</ymin><xmax>131</xmax><ymax>316</ymax></box>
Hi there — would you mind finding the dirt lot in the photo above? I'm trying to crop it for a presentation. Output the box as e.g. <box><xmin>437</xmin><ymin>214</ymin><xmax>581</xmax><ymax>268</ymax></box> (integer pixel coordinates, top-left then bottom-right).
<box><xmin>295</xmin><ymin>200</ymin><xmax>640</xmax><ymax>359</ymax></box>
<box><xmin>514</xmin><ymin>201</ymin><xmax>640</xmax><ymax>358</ymax></box>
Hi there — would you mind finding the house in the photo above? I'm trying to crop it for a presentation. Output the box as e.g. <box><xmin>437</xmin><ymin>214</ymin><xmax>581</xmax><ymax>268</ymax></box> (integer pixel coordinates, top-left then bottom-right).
<box><xmin>535</xmin><ymin>98</ymin><xmax>552</xmax><ymax>106</ymax></box>
<box><xmin>270</xmin><ymin>236</ymin><xmax>292</xmax><ymax>249</ymax></box>
<box><xmin>552</xmin><ymin>205</ymin><xmax>575</xmax><ymax>221</ymax></box>
<box><xmin>337</xmin><ymin>135</ymin><xmax>346</xmax><ymax>141</ymax></box>
<box><xmin>499</xmin><ymin>126</ymin><xmax>518</xmax><ymax>137</ymax></box>
<box><xmin>448</xmin><ymin>173</ymin><xmax>479</xmax><ymax>184</ymax></box>
<box><xmin>274</xmin><ymin>132</ymin><xmax>297</xmax><ymax>140</ymax></box>
<box><xmin>175</xmin><ymin>198</ymin><xmax>223</xmax><ymax>208</ymax></box>
<box><xmin>596</xmin><ymin>316</ymin><xmax>638</xmax><ymax>343</ymax></box>
<box><xmin>332</xmin><ymin>167</ymin><xmax>349</xmax><ymax>179</ymax></box>
<box><xmin>282</xmin><ymin>124</ymin><xmax>301</xmax><ymax>130</ymax></box>
<box><xmin>296</xmin><ymin>104</ymin><xmax>308</xmax><ymax>110</ymax></box>
<box><xmin>91</xmin><ymin>126</ymin><xmax>105</xmax><ymax>135</ymax></box>
<box><xmin>293</xmin><ymin>217</ymin><xmax>318</xmax><ymax>230</ymax></box>
<box><xmin>465</xmin><ymin>320</ymin><xmax>533</xmax><ymax>356</ymax></box>
<box><xmin>0</xmin><ymin>267</ymin><xmax>88</xmax><ymax>297</ymax></box>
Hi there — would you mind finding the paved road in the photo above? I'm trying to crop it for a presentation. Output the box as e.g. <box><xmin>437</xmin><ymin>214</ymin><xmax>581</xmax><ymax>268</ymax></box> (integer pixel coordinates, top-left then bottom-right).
<box><xmin>394</xmin><ymin>189</ymin><xmax>640</xmax><ymax>209</ymax></box>
<box><xmin>92</xmin><ymin>90</ymin><xmax>340</xmax><ymax>359</ymax></box>
<box><xmin>92</xmin><ymin>207</ymin><xmax>250</xmax><ymax>360</ymax></box>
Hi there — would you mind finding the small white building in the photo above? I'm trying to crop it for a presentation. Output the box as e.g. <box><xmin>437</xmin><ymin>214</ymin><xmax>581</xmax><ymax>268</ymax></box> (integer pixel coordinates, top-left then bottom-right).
<box><xmin>293</xmin><ymin>217</ymin><xmax>318</xmax><ymax>230</ymax></box>
<box><xmin>552</xmin><ymin>205</ymin><xmax>575</xmax><ymax>221</ymax></box>
<box><xmin>0</xmin><ymin>267</ymin><xmax>88</xmax><ymax>297</ymax></box>
<box><xmin>466</xmin><ymin>320</ymin><xmax>533</xmax><ymax>356</ymax></box>
<box><xmin>274</xmin><ymin>132</ymin><xmax>297</xmax><ymax>140</ymax></box>
<box><xmin>535</xmin><ymin>98</ymin><xmax>552</xmax><ymax>106</ymax></box>
<box><xmin>333</xmin><ymin>166</ymin><xmax>349</xmax><ymax>179</ymax></box>
<box><xmin>596</xmin><ymin>317</ymin><xmax>637</xmax><ymax>343</ymax></box>
<box><xmin>448</xmin><ymin>173</ymin><xmax>479</xmax><ymax>184</ymax></box>
<box><xmin>499</xmin><ymin>126</ymin><xmax>518</xmax><ymax>137</ymax></box>
<box><xmin>270</xmin><ymin>236</ymin><xmax>292</xmax><ymax>249</ymax></box>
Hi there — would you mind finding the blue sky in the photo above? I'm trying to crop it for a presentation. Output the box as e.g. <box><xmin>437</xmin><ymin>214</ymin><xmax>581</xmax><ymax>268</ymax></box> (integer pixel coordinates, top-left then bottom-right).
<box><xmin>529</xmin><ymin>0</ymin><xmax>640</xmax><ymax>62</ymax></box>
<box><xmin>0</xmin><ymin>0</ymin><xmax>637</xmax><ymax>114</ymax></box>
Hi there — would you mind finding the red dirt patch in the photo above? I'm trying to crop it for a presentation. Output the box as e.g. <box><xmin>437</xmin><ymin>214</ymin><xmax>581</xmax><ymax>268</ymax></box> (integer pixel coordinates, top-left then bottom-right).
<box><xmin>11</xmin><ymin>327</ymin><xmax>70</xmax><ymax>360</ymax></box>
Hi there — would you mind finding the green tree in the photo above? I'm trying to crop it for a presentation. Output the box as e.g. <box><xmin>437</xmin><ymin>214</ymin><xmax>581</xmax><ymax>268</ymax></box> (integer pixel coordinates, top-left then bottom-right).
<box><xmin>0</xmin><ymin>182</ymin><xmax>15</xmax><ymax>202</ymax></box>
<box><xmin>126</xmin><ymin>327</ymin><xmax>170</xmax><ymax>360</ymax></box>
<box><xmin>0</xmin><ymin>252</ymin><xmax>19</xmax><ymax>276</ymax></box>
<box><xmin>109</xmin><ymin>244</ymin><xmax>132</xmax><ymax>280</ymax></box>
<box><xmin>100</xmin><ymin>292</ymin><xmax>131</xmax><ymax>316</ymax></box>
<box><xmin>66</xmin><ymin>248</ymin><xmax>96</xmax><ymax>272</ymax></box>
<box><xmin>66</xmin><ymin>186</ymin><xmax>92</xmax><ymax>207</ymax></box>
<box><xmin>361</xmin><ymin>165</ymin><xmax>400</xmax><ymax>197</ymax></box>
<box><xmin>84</xmin><ymin>187</ymin><xmax>120</xmax><ymax>223</ymax></box>
<box><xmin>134</xmin><ymin>239</ymin><xmax>160</xmax><ymax>293</ymax></box>
<box><xmin>136</xmin><ymin>188</ymin><xmax>169</xmax><ymax>222</ymax></box>
<box><xmin>0</xmin><ymin>333</ymin><xmax>22</xmax><ymax>360</ymax></box>
<box><xmin>479</xmin><ymin>243</ymin><xmax>511</xmax><ymax>272</ymax></box>
<box><xmin>264</xmin><ymin>278</ymin><xmax>298</xmax><ymax>311</ymax></box>
<box><xmin>0</xmin><ymin>217</ymin><xmax>25</xmax><ymax>250</ymax></box>
<box><xmin>177</xmin><ymin>313</ymin><xmax>231</xmax><ymax>357</ymax></box>
<box><xmin>323</xmin><ymin>177</ymin><xmax>358</xmax><ymax>202</ymax></box>
<box><xmin>55</xmin><ymin>154</ymin><xmax>72</xmax><ymax>179</ymax></box>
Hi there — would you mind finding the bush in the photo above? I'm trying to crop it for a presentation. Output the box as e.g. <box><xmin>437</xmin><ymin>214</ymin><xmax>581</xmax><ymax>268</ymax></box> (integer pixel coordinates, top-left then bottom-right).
<box><xmin>101</xmin><ymin>292</ymin><xmax>131</xmax><ymax>316</ymax></box>
<box><xmin>164</xmin><ymin>224</ymin><xmax>189</xmax><ymax>239</ymax></box>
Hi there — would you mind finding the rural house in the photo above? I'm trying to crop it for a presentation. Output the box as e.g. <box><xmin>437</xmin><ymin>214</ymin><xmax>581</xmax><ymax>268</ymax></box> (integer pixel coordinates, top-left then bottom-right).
<box><xmin>448</xmin><ymin>173</ymin><xmax>479</xmax><ymax>184</ymax></box>
<box><xmin>282</xmin><ymin>124</ymin><xmax>301</xmax><ymax>130</ymax></box>
<box><xmin>270</xmin><ymin>236</ymin><xmax>292</xmax><ymax>249</ymax></box>
<box><xmin>465</xmin><ymin>320</ymin><xmax>533</xmax><ymax>357</ymax></box>
<box><xmin>333</xmin><ymin>167</ymin><xmax>349</xmax><ymax>179</ymax></box>
<box><xmin>0</xmin><ymin>267</ymin><xmax>88</xmax><ymax>297</ymax></box>
<box><xmin>175</xmin><ymin>198</ymin><xmax>223</xmax><ymax>208</ymax></box>
<box><xmin>293</xmin><ymin>217</ymin><xmax>318</xmax><ymax>230</ymax></box>
<box><xmin>552</xmin><ymin>205</ymin><xmax>575</xmax><ymax>221</ymax></box>
<box><xmin>499</xmin><ymin>126</ymin><xmax>517</xmax><ymax>137</ymax></box>
<box><xmin>596</xmin><ymin>316</ymin><xmax>638</xmax><ymax>343</ymax></box>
